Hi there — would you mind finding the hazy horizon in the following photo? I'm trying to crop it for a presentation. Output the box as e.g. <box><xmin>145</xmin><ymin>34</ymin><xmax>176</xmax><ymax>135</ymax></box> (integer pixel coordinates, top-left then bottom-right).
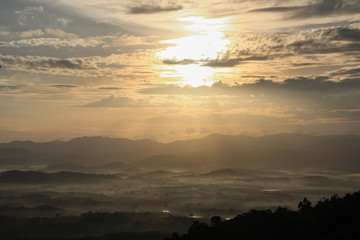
<box><xmin>2</xmin><ymin>131</ymin><xmax>360</xmax><ymax>144</ymax></box>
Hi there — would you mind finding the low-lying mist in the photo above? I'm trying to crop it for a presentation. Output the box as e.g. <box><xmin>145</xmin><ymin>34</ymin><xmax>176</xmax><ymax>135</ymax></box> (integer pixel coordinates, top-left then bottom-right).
<box><xmin>1</xmin><ymin>168</ymin><xmax>359</xmax><ymax>219</ymax></box>
<box><xmin>0</xmin><ymin>134</ymin><xmax>359</xmax><ymax>238</ymax></box>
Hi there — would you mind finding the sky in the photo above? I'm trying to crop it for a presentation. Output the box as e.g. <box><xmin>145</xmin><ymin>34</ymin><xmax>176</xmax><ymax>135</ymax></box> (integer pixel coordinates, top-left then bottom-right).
<box><xmin>0</xmin><ymin>0</ymin><xmax>359</xmax><ymax>142</ymax></box>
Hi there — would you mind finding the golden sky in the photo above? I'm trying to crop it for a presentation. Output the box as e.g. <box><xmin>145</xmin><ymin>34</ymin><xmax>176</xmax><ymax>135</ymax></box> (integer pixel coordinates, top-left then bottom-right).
<box><xmin>0</xmin><ymin>0</ymin><xmax>359</xmax><ymax>142</ymax></box>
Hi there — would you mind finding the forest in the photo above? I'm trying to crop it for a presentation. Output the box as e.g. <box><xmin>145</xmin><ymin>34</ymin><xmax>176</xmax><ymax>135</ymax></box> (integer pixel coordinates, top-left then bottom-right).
<box><xmin>1</xmin><ymin>191</ymin><xmax>360</xmax><ymax>240</ymax></box>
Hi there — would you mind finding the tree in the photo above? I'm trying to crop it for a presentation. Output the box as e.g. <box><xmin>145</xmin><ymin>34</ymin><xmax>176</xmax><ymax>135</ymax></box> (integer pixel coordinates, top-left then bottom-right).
<box><xmin>210</xmin><ymin>216</ymin><xmax>221</xmax><ymax>226</ymax></box>
<box><xmin>298</xmin><ymin>197</ymin><xmax>312</xmax><ymax>213</ymax></box>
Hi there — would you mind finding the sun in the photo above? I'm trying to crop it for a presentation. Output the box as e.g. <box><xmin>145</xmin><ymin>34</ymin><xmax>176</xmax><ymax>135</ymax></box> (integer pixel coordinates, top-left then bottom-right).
<box><xmin>158</xmin><ymin>17</ymin><xmax>230</xmax><ymax>87</ymax></box>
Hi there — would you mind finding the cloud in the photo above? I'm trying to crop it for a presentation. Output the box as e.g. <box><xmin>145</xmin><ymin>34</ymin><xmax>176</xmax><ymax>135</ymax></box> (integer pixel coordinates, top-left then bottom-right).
<box><xmin>34</xmin><ymin>59</ymin><xmax>88</xmax><ymax>70</ymax></box>
<box><xmin>0</xmin><ymin>55</ymin><xmax>93</xmax><ymax>70</ymax></box>
<box><xmin>203</xmin><ymin>55</ymin><xmax>272</xmax><ymax>68</ymax></box>
<box><xmin>84</xmin><ymin>95</ymin><xmax>155</xmax><ymax>108</ymax></box>
<box><xmin>138</xmin><ymin>76</ymin><xmax>360</xmax><ymax>128</ymax></box>
<box><xmin>84</xmin><ymin>95</ymin><xmax>136</xmax><ymax>108</ymax></box>
<box><xmin>98</xmin><ymin>87</ymin><xmax>123</xmax><ymax>90</ymax></box>
<box><xmin>50</xmin><ymin>84</ymin><xmax>79</xmax><ymax>88</ymax></box>
<box><xmin>331</xmin><ymin>67</ymin><xmax>360</xmax><ymax>77</ymax></box>
<box><xmin>84</xmin><ymin>95</ymin><xmax>177</xmax><ymax>108</ymax></box>
<box><xmin>139</xmin><ymin>77</ymin><xmax>360</xmax><ymax>111</ymax></box>
<box><xmin>185</xmin><ymin>128</ymin><xmax>196</xmax><ymax>135</ymax></box>
<box><xmin>162</xmin><ymin>56</ymin><xmax>274</xmax><ymax>68</ymax></box>
<box><xmin>157</xmin><ymin>24</ymin><xmax>360</xmax><ymax>70</ymax></box>
<box><xmin>129</xmin><ymin>4</ymin><xmax>183</xmax><ymax>14</ymax></box>
<box><xmin>15</xmin><ymin>6</ymin><xmax>44</xmax><ymax>14</ymax></box>
<box><xmin>292</xmin><ymin>0</ymin><xmax>360</xmax><ymax>18</ymax></box>
<box><xmin>140</xmin><ymin>77</ymin><xmax>360</xmax><ymax>95</ymax></box>
<box><xmin>320</xmin><ymin>25</ymin><xmax>360</xmax><ymax>41</ymax></box>
<box><xmin>45</xmin><ymin>28</ymin><xmax>78</xmax><ymax>39</ymax></box>
<box><xmin>250</xmin><ymin>6</ymin><xmax>302</xmax><ymax>13</ymax></box>
<box><xmin>139</xmin><ymin>84</ymin><xmax>213</xmax><ymax>95</ymax></box>
<box><xmin>200</xmin><ymin>127</ymin><xmax>211</xmax><ymax>134</ymax></box>
<box><xmin>200</xmin><ymin>24</ymin><xmax>360</xmax><ymax>68</ymax></box>
<box><xmin>0</xmin><ymin>0</ymin><xmax>134</xmax><ymax>39</ymax></box>
<box><xmin>0</xmin><ymin>85</ymin><xmax>23</xmax><ymax>90</ymax></box>
<box><xmin>162</xmin><ymin>59</ymin><xmax>197</xmax><ymax>65</ymax></box>
<box><xmin>251</xmin><ymin>0</ymin><xmax>360</xmax><ymax>18</ymax></box>
<box><xmin>19</xmin><ymin>29</ymin><xmax>44</xmax><ymax>38</ymax></box>
<box><xmin>42</xmin><ymin>59</ymin><xmax>86</xmax><ymax>69</ymax></box>
<box><xmin>55</xmin><ymin>18</ymin><xmax>71</xmax><ymax>26</ymax></box>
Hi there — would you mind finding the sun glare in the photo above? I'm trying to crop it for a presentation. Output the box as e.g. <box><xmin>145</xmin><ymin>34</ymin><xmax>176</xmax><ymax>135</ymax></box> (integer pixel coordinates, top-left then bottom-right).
<box><xmin>159</xmin><ymin>17</ymin><xmax>230</xmax><ymax>87</ymax></box>
<box><xmin>171</xmin><ymin>64</ymin><xmax>215</xmax><ymax>87</ymax></box>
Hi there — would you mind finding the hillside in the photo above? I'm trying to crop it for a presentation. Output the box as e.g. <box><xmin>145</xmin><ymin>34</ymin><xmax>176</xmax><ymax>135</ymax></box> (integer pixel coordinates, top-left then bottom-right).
<box><xmin>0</xmin><ymin>170</ymin><xmax>118</xmax><ymax>184</ymax></box>
<box><xmin>1</xmin><ymin>134</ymin><xmax>359</xmax><ymax>170</ymax></box>
<box><xmin>165</xmin><ymin>191</ymin><xmax>360</xmax><ymax>240</ymax></box>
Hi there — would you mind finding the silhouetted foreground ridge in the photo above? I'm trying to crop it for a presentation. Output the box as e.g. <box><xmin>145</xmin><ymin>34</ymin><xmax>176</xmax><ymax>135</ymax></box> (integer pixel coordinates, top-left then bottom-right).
<box><xmin>166</xmin><ymin>191</ymin><xmax>360</xmax><ymax>240</ymax></box>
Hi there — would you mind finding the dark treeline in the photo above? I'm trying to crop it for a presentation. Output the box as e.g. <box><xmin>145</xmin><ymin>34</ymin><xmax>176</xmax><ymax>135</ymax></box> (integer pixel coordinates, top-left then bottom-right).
<box><xmin>0</xmin><ymin>211</ymin><xmax>192</xmax><ymax>240</ymax></box>
<box><xmin>166</xmin><ymin>191</ymin><xmax>360</xmax><ymax>240</ymax></box>
<box><xmin>1</xmin><ymin>191</ymin><xmax>360</xmax><ymax>240</ymax></box>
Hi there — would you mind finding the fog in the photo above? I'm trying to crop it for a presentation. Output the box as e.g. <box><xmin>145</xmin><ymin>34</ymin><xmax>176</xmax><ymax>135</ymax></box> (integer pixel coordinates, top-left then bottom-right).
<box><xmin>0</xmin><ymin>134</ymin><xmax>359</xmax><ymax>238</ymax></box>
<box><xmin>1</xmin><ymin>167</ymin><xmax>360</xmax><ymax>218</ymax></box>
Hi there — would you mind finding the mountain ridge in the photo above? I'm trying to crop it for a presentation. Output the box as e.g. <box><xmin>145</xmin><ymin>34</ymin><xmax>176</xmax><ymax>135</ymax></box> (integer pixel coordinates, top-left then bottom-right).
<box><xmin>1</xmin><ymin>133</ymin><xmax>359</xmax><ymax>171</ymax></box>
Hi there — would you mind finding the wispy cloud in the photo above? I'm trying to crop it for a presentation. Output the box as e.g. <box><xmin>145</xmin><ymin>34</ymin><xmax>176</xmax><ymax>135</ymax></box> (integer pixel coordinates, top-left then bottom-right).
<box><xmin>0</xmin><ymin>55</ymin><xmax>93</xmax><ymax>70</ymax></box>
<box><xmin>50</xmin><ymin>84</ymin><xmax>79</xmax><ymax>88</ymax></box>
<box><xmin>251</xmin><ymin>0</ymin><xmax>360</xmax><ymax>18</ymax></box>
<box><xmin>129</xmin><ymin>4</ymin><xmax>183</xmax><ymax>14</ymax></box>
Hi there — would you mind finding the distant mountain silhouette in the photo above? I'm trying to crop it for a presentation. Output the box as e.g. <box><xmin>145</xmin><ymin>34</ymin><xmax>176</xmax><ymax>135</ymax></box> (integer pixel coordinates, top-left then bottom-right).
<box><xmin>0</xmin><ymin>204</ymin><xmax>64</xmax><ymax>218</ymax></box>
<box><xmin>44</xmin><ymin>161</ymin><xmax>135</xmax><ymax>172</ymax></box>
<box><xmin>136</xmin><ymin>169</ymin><xmax>177</xmax><ymax>178</ymax></box>
<box><xmin>0</xmin><ymin>147</ymin><xmax>33</xmax><ymax>157</ymax></box>
<box><xmin>0</xmin><ymin>170</ymin><xmax>118</xmax><ymax>184</ymax></box>
<box><xmin>0</xmin><ymin>137</ymin><xmax>163</xmax><ymax>163</ymax></box>
<box><xmin>1</xmin><ymin>134</ymin><xmax>359</xmax><ymax>171</ymax></box>
<box><xmin>133</xmin><ymin>154</ymin><xmax>201</xmax><ymax>169</ymax></box>
<box><xmin>0</xmin><ymin>147</ymin><xmax>40</xmax><ymax>167</ymax></box>
<box><xmin>44</xmin><ymin>162</ymin><xmax>89</xmax><ymax>172</ymax></box>
<box><xmin>201</xmin><ymin>168</ymin><xmax>243</xmax><ymax>177</ymax></box>
<box><xmin>95</xmin><ymin>161</ymin><xmax>136</xmax><ymax>171</ymax></box>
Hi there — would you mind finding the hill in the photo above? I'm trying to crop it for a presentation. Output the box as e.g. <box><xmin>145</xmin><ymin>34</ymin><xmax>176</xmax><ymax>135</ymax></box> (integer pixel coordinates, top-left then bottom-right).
<box><xmin>0</xmin><ymin>170</ymin><xmax>118</xmax><ymax>184</ymax></box>
<box><xmin>1</xmin><ymin>134</ymin><xmax>359</xmax><ymax>171</ymax></box>
<box><xmin>165</xmin><ymin>190</ymin><xmax>360</xmax><ymax>240</ymax></box>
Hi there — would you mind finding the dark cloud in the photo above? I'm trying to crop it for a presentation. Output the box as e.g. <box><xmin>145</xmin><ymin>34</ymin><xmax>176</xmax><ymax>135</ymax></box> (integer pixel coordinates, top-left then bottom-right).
<box><xmin>98</xmin><ymin>87</ymin><xmax>123</xmax><ymax>90</ymax></box>
<box><xmin>250</xmin><ymin>6</ymin><xmax>302</xmax><ymax>13</ymax></box>
<box><xmin>38</xmin><ymin>59</ymin><xmax>87</xmax><ymax>69</ymax></box>
<box><xmin>50</xmin><ymin>84</ymin><xmax>79</xmax><ymax>88</ymax></box>
<box><xmin>162</xmin><ymin>59</ymin><xmax>196</xmax><ymax>65</ymax></box>
<box><xmin>162</xmin><ymin>56</ymin><xmax>273</xmax><ymax>68</ymax></box>
<box><xmin>202</xmin><ymin>59</ymin><xmax>240</xmax><ymax>68</ymax></box>
<box><xmin>292</xmin><ymin>0</ymin><xmax>360</xmax><ymax>18</ymax></box>
<box><xmin>321</xmin><ymin>26</ymin><xmax>360</xmax><ymax>41</ymax></box>
<box><xmin>0</xmin><ymin>0</ymin><xmax>160</xmax><ymax>40</ymax></box>
<box><xmin>140</xmin><ymin>78</ymin><xmax>360</xmax><ymax>121</ymax></box>
<box><xmin>139</xmin><ymin>77</ymin><xmax>360</xmax><ymax>98</ymax></box>
<box><xmin>278</xmin><ymin>26</ymin><xmax>360</xmax><ymax>55</ymax></box>
<box><xmin>203</xmin><ymin>25</ymin><xmax>360</xmax><ymax>68</ymax></box>
<box><xmin>0</xmin><ymin>85</ymin><xmax>23</xmax><ymax>90</ymax></box>
<box><xmin>0</xmin><ymin>56</ymin><xmax>93</xmax><ymax>70</ymax></box>
<box><xmin>241</xmin><ymin>75</ymin><xmax>278</xmax><ymax>79</ymax></box>
<box><xmin>331</xmin><ymin>67</ymin><xmax>360</xmax><ymax>77</ymax></box>
<box><xmin>129</xmin><ymin>4</ymin><xmax>183</xmax><ymax>14</ymax></box>
<box><xmin>285</xmin><ymin>39</ymin><xmax>360</xmax><ymax>55</ymax></box>
<box><xmin>250</xmin><ymin>0</ymin><xmax>360</xmax><ymax>18</ymax></box>
<box><xmin>203</xmin><ymin>55</ymin><xmax>272</xmax><ymax>67</ymax></box>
